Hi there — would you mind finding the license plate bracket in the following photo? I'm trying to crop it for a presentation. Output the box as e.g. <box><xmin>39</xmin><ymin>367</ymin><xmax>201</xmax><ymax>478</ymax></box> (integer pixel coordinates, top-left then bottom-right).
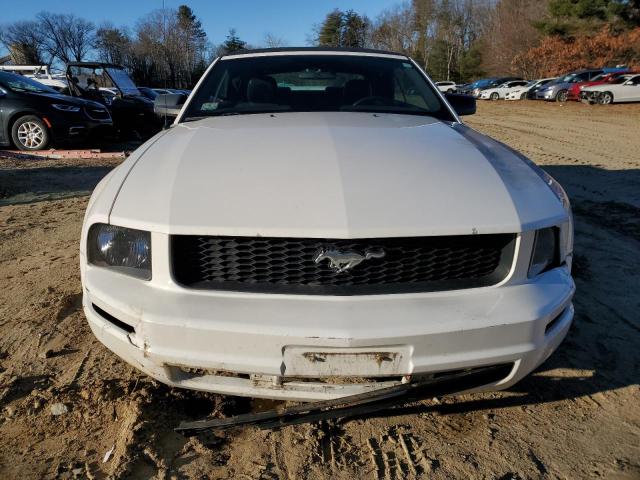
<box><xmin>283</xmin><ymin>346</ymin><xmax>412</xmax><ymax>377</ymax></box>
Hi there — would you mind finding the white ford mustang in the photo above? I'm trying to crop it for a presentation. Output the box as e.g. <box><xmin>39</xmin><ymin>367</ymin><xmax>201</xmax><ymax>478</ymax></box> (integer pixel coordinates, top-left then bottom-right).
<box><xmin>81</xmin><ymin>48</ymin><xmax>575</xmax><ymax>401</ymax></box>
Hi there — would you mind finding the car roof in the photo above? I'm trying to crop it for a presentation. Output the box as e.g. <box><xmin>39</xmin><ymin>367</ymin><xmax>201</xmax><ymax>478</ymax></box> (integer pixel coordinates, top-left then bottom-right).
<box><xmin>220</xmin><ymin>46</ymin><xmax>407</xmax><ymax>58</ymax></box>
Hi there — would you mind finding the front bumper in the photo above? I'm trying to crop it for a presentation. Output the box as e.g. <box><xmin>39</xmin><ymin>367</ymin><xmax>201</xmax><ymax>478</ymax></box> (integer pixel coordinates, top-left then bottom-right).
<box><xmin>49</xmin><ymin>112</ymin><xmax>112</xmax><ymax>143</ymax></box>
<box><xmin>536</xmin><ymin>90</ymin><xmax>556</xmax><ymax>100</ymax></box>
<box><xmin>83</xmin><ymin>246</ymin><xmax>575</xmax><ymax>401</ymax></box>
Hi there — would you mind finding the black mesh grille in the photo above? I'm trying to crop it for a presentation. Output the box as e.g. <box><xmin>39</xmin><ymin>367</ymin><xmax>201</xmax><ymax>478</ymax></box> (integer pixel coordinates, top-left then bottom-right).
<box><xmin>171</xmin><ymin>234</ymin><xmax>516</xmax><ymax>295</ymax></box>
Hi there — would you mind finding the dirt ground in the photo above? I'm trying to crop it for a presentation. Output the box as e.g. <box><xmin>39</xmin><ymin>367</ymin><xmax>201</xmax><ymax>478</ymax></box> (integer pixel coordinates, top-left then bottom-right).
<box><xmin>0</xmin><ymin>101</ymin><xmax>638</xmax><ymax>479</ymax></box>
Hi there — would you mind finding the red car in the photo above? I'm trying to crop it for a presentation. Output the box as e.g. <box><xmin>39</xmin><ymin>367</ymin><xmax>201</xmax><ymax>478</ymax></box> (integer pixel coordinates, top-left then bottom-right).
<box><xmin>569</xmin><ymin>71</ymin><xmax>635</xmax><ymax>100</ymax></box>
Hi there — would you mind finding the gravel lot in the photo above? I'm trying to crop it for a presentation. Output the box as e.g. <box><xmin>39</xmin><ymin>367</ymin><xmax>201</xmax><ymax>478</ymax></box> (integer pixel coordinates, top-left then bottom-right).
<box><xmin>1</xmin><ymin>101</ymin><xmax>638</xmax><ymax>479</ymax></box>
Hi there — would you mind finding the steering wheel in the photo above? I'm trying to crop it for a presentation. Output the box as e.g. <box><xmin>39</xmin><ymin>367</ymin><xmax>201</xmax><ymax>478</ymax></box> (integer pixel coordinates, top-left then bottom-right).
<box><xmin>352</xmin><ymin>96</ymin><xmax>404</xmax><ymax>107</ymax></box>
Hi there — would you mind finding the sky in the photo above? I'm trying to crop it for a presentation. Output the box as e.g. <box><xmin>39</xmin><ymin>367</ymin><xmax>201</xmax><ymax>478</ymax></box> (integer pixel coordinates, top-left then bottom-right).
<box><xmin>0</xmin><ymin>0</ymin><xmax>398</xmax><ymax>48</ymax></box>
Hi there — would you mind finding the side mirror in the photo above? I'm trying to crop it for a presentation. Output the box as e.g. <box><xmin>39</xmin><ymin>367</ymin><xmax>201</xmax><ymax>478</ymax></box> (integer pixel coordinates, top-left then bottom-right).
<box><xmin>154</xmin><ymin>93</ymin><xmax>187</xmax><ymax>120</ymax></box>
<box><xmin>445</xmin><ymin>93</ymin><xmax>476</xmax><ymax>116</ymax></box>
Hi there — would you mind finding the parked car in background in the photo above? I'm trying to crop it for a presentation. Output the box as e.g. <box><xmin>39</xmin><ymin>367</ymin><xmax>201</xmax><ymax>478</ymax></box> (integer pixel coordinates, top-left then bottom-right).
<box><xmin>536</xmin><ymin>69</ymin><xmax>603</xmax><ymax>102</ymax></box>
<box><xmin>435</xmin><ymin>81</ymin><xmax>457</xmax><ymax>93</ymax></box>
<box><xmin>153</xmin><ymin>88</ymin><xmax>190</xmax><ymax>96</ymax></box>
<box><xmin>568</xmin><ymin>71</ymin><xmax>634</xmax><ymax>100</ymax></box>
<box><xmin>504</xmin><ymin>78</ymin><xmax>556</xmax><ymax>100</ymax></box>
<box><xmin>0</xmin><ymin>71</ymin><xmax>112</xmax><ymax>150</ymax></box>
<box><xmin>479</xmin><ymin>80</ymin><xmax>529</xmax><ymax>100</ymax></box>
<box><xmin>65</xmin><ymin>62</ymin><xmax>159</xmax><ymax>137</ymax></box>
<box><xmin>525</xmin><ymin>79</ymin><xmax>557</xmax><ymax>100</ymax></box>
<box><xmin>581</xmin><ymin>74</ymin><xmax>640</xmax><ymax>104</ymax></box>
<box><xmin>464</xmin><ymin>77</ymin><xmax>524</xmax><ymax>98</ymax></box>
<box><xmin>0</xmin><ymin>65</ymin><xmax>68</xmax><ymax>91</ymax></box>
<box><xmin>458</xmin><ymin>78</ymin><xmax>494</xmax><ymax>95</ymax></box>
<box><xmin>81</xmin><ymin>47</ymin><xmax>574</xmax><ymax>402</ymax></box>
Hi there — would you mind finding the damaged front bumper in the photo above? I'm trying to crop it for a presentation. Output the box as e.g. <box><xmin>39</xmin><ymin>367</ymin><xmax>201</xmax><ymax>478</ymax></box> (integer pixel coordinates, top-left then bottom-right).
<box><xmin>82</xmin><ymin>251</ymin><xmax>575</xmax><ymax>401</ymax></box>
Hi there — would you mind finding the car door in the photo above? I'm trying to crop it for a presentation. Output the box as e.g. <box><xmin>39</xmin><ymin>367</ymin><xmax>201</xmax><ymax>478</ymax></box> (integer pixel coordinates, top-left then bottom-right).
<box><xmin>617</xmin><ymin>76</ymin><xmax>640</xmax><ymax>101</ymax></box>
<box><xmin>509</xmin><ymin>81</ymin><xmax>527</xmax><ymax>92</ymax></box>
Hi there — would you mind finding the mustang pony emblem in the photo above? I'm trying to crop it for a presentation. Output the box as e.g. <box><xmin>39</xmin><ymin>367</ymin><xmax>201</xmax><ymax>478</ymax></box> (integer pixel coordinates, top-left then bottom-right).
<box><xmin>313</xmin><ymin>247</ymin><xmax>386</xmax><ymax>273</ymax></box>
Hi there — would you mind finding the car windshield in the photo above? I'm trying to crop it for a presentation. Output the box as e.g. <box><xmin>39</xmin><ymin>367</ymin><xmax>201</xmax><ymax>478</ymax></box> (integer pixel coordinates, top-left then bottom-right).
<box><xmin>182</xmin><ymin>54</ymin><xmax>452</xmax><ymax>121</ymax></box>
<box><xmin>473</xmin><ymin>79</ymin><xmax>494</xmax><ymax>88</ymax></box>
<box><xmin>611</xmin><ymin>75</ymin><xmax>633</xmax><ymax>84</ymax></box>
<box><xmin>105</xmin><ymin>68</ymin><xmax>141</xmax><ymax>95</ymax></box>
<box><xmin>0</xmin><ymin>72</ymin><xmax>58</xmax><ymax>94</ymax></box>
<box><xmin>558</xmin><ymin>74</ymin><xmax>577</xmax><ymax>83</ymax></box>
<box><xmin>590</xmin><ymin>74</ymin><xmax>609</xmax><ymax>82</ymax></box>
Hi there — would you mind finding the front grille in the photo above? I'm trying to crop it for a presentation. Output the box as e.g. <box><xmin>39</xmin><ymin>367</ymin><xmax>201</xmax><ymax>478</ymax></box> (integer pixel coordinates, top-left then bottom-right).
<box><xmin>171</xmin><ymin>234</ymin><xmax>515</xmax><ymax>295</ymax></box>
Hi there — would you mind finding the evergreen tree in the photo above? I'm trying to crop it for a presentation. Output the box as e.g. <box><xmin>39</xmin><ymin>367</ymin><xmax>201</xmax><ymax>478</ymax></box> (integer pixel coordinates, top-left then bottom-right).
<box><xmin>536</xmin><ymin>0</ymin><xmax>639</xmax><ymax>36</ymax></box>
<box><xmin>342</xmin><ymin>10</ymin><xmax>369</xmax><ymax>48</ymax></box>
<box><xmin>318</xmin><ymin>9</ymin><xmax>344</xmax><ymax>46</ymax></box>
<box><xmin>222</xmin><ymin>28</ymin><xmax>247</xmax><ymax>53</ymax></box>
<box><xmin>317</xmin><ymin>9</ymin><xmax>369</xmax><ymax>48</ymax></box>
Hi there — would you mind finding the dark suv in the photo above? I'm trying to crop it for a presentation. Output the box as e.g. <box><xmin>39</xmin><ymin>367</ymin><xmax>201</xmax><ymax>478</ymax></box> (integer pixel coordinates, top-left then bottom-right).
<box><xmin>536</xmin><ymin>69</ymin><xmax>604</xmax><ymax>102</ymax></box>
<box><xmin>0</xmin><ymin>71</ymin><xmax>112</xmax><ymax>151</ymax></box>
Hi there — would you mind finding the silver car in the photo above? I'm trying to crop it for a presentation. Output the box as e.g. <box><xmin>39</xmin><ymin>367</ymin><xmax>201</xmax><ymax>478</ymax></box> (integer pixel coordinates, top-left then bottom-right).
<box><xmin>536</xmin><ymin>69</ymin><xmax>603</xmax><ymax>102</ymax></box>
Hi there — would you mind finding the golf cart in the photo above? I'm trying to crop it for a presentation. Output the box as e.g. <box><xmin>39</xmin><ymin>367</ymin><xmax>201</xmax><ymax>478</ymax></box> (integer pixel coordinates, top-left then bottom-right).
<box><xmin>65</xmin><ymin>62</ymin><xmax>160</xmax><ymax>137</ymax></box>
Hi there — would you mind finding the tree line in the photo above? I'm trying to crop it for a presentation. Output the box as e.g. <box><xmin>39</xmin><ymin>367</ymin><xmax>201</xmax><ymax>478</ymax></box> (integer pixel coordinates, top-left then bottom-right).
<box><xmin>314</xmin><ymin>0</ymin><xmax>640</xmax><ymax>81</ymax></box>
<box><xmin>1</xmin><ymin>1</ymin><xmax>639</xmax><ymax>88</ymax></box>
<box><xmin>0</xmin><ymin>6</ymin><xmax>254</xmax><ymax>88</ymax></box>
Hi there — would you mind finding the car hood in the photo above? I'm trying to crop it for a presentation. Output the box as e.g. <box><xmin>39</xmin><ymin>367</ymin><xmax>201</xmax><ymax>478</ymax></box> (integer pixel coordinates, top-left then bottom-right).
<box><xmin>109</xmin><ymin>112</ymin><xmax>566</xmax><ymax>237</ymax></box>
<box><xmin>582</xmin><ymin>84</ymin><xmax>611</xmax><ymax>92</ymax></box>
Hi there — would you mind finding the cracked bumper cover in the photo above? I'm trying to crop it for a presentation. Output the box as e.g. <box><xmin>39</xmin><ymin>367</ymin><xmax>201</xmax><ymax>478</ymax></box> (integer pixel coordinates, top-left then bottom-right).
<box><xmin>82</xmin><ymin>254</ymin><xmax>575</xmax><ymax>401</ymax></box>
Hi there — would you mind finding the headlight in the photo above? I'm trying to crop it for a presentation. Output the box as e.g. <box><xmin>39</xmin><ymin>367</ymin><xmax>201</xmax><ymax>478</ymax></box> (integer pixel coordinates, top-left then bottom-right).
<box><xmin>52</xmin><ymin>104</ymin><xmax>81</xmax><ymax>112</ymax></box>
<box><xmin>529</xmin><ymin>227</ymin><xmax>559</xmax><ymax>277</ymax></box>
<box><xmin>516</xmin><ymin>157</ymin><xmax>573</xmax><ymax>275</ymax></box>
<box><xmin>87</xmin><ymin>224</ymin><xmax>151</xmax><ymax>279</ymax></box>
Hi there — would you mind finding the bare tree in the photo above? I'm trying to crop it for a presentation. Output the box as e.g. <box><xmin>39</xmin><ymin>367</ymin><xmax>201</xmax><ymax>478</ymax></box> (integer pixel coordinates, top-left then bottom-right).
<box><xmin>0</xmin><ymin>21</ymin><xmax>47</xmax><ymax>64</ymax></box>
<box><xmin>37</xmin><ymin>12</ymin><xmax>95</xmax><ymax>64</ymax></box>
<box><xmin>370</xmin><ymin>3</ymin><xmax>418</xmax><ymax>55</ymax></box>
<box><xmin>94</xmin><ymin>24</ymin><xmax>131</xmax><ymax>65</ymax></box>
<box><xmin>369</xmin><ymin>1</ymin><xmax>491</xmax><ymax>81</ymax></box>
<box><xmin>263</xmin><ymin>33</ymin><xmax>288</xmax><ymax>48</ymax></box>
<box><xmin>481</xmin><ymin>0</ymin><xmax>545</xmax><ymax>76</ymax></box>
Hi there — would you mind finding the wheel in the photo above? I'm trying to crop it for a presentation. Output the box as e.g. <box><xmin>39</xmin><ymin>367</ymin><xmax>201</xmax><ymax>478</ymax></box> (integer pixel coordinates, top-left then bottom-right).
<box><xmin>599</xmin><ymin>92</ymin><xmax>613</xmax><ymax>105</ymax></box>
<box><xmin>490</xmin><ymin>92</ymin><xmax>499</xmax><ymax>100</ymax></box>
<box><xmin>11</xmin><ymin>115</ymin><xmax>50</xmax><ymax>151</ymax></box>
<box><xmin>556</xmin><ymin>90</ymin><xmax>568</xmax><ymax>102</ymax></box>
<box><xmin>447</xmin><ymin>88</ymin><xmax>455</xmax><ymax>93</ymax></box>
<box><xmin>520</xmin><ymin>92</ymin><xmax>527</xmax><ymax>100</ymax></box>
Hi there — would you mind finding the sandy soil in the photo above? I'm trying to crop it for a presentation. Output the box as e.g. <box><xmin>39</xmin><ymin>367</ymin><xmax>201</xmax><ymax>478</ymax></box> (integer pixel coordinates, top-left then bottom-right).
<box><xmin>0</xmin><ymin>101</ymin><xmax>638</xmax><ymax>479</ymax></box>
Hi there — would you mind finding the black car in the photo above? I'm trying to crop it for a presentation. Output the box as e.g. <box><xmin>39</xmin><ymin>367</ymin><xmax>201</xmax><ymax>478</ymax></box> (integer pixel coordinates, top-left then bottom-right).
<box><xmin>0</xmin><ymin>71</ymin><xmax>112</xmax><ymax>151</ymax></box>
<box><xmin>65</xmin><ymin>62</ymin><xmax>160</xmax><ymax>137</ymax></box>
